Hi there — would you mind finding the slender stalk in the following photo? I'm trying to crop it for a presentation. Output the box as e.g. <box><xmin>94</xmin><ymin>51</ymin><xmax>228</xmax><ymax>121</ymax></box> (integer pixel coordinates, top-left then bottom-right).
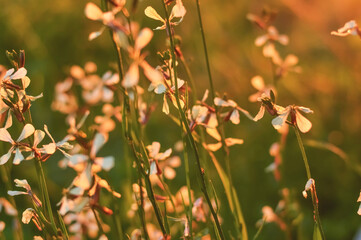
<box><xmin>182</xmin><ymin>134</ymin><xmax>193</xmax><ymax>238</ymax></box>
<box><xmin>160</xmin><ymin>2</ymin><xmax>225</xmax><ymax>239</ymax></box>
<box><xmin>20</xmin><ymin>111</ymin><xmax>59</xmax><ymax>236</ymax></box>
<box><xmin>194</xmin><ymin>0</ymin><xmax>246</xmax><ymax>238</ymax></box>
<box><xmin>0</xmin><ymin>163</ymin><xmax>23</xmax><ymax>240</ymax></box>
<box><xmin>34</xmin><ymin>160</ymin><xmax>58</xmax><ymax>235</ymax></box>
<box><xmin>91</xmin><ymin>208</ymin><xmax>105</xmax><ymax>236</ymax></box>
<box><xmin>293</xmin><ymin>127</ymin><xmax>325</xmax><ymax>239</ymax></box>
<box><xmin>137</xmin><ymin>169</ymin><xmax>150</xmax><ymax>240</ymax></box>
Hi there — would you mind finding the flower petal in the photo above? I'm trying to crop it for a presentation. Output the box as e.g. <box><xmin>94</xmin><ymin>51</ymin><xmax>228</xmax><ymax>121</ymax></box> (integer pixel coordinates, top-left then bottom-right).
<box><xmin>10</xmin><ymin>68</ymin><xmax>27</xmax><ymax>80</ymax></box>
<box><xmin>17</xmin><ymin>124</ymin><xmax>35</xmax><ymax>142</ymax></box>
<box><xmin>135</xmin><ymin>28</ymin><xmax>153</xmax><ymax>51</ymax></box>
<box><xmin>0</xmin><ymin>148</ymin><xmax>13</xmax><ymax>165</ymax></box>
<box><xmin>251</xmin><ymin>75</ymin><xmax>265</xmax><ymax>91</ymax></box>
<box><xmin>144</xmin><ymin>6</ymin><xmax>165</xmax><ymax>23</ymax></box>
<box><xmin>91</xmin><ymin>133</ymin><xmax>107</xmax><ymax>157</ymax></box>
<box><xmin>230</xmin><ymin>109</ymin><xmax>240</xmax><ymax>124</ymax></box>
<box><xmin>254</xmin><ymin>105</ymin><xmax>265</xmax><ymax>122</ymax></box>
<box><xmin>13</xmin><ymin>148</ymin><xmax>25</xmax><ymax>165</ymax></box>
<box><xmin>33</xmin><ymin>130</ymin><xmax>45</xmax><ymax>147</ymax></box>
<box><xmin>0</xmin><ymin>128</ymin><xmax>13</xmax><ymax>143</ymax></box>
<box><xmin>295</xmin><ymin>110</ymin><xmax>312</xmax><ymax>133</ymax></box>
<box><xmin>140</xmin><ymin>61</ymin><xmax>163</xmax><ymax>84</ymax></box>
<box><xmin>85</xmin><ymin>3</ymin><xmax>104</xmax><ymax>21</ymax></box>
<box><xmin>122</xmin><ymin>63</ymin><xmax>139</xmax><ymax>88</ymax></box>
<box><xmin>94</xmin><ymin>156</ymin><xmax>114</xmax><ymax>171</ymax></box>
<box><xmin>271</xmin><ymin>109</ymin><xmax>290</xmax><ymax>130</ymax></box>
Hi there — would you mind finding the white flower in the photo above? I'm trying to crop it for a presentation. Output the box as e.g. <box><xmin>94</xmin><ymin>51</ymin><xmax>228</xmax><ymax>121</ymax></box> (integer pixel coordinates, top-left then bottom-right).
<box><xmin>69</xmin><ymin>133</ymin><xmax>114</xmax><ymax>190</ymax></box>
<box><xmin>122</xmin><ymin>28</ymin><xmax>163</xmax><ymax>88</ymax></box>
<box><xmin>144</xmin><ymin>1</ymin><xmax>186</xmax><ymax>31</ymax></box>
<box><xmin>22</xmin><ymin>208</ymin><xmax>35</xmax><ymax>224</ymax></box>
<box><xmin>302</xmin><ymin>178</ymin><xmax>315</xmax><ymax>198</ymax></box>
<box><xmin>0</xmin><ymin>124</ymin><xmax>35</xmax><ymax>165</ymax></box>
<box><xmin>205</xmin><ymin>128</ymin><xmax>244</xmax><ymax>152</ymax></box>
<box><xmin>271</xmin><ymin>105</ymin><xmax>313</xmax><ymax>133</ymax></box>
<box><xmin>8</xmin><ymin>179</ymin><xmax>42</xmax><ymax>207</ymax></box>
<box><xmin>84</xmin><ymin>2</ymin><xmax>125</xmax><ymax>41</ymax></box>
<box><xmin>255</xmin><ymin>26</ymin><xmax>289</xmax><ymax>47</ymax></box>
<box><xmin>331</xmin><ymin>20</ymin><xmax>360</xmax><ymax>37</ymax></box>
<box><xmin>214</xmin><ymin>97</ymin><xmax>254</xmax><ymax>124</ymax></box>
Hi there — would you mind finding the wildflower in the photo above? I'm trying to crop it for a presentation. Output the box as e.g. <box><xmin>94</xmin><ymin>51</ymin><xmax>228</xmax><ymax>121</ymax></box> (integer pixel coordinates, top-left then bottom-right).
<box><xmin>255</xmin><ymin>26</ymin><xmax>289</xmax><ymax>47</ymax></box>
<box><xmin>331</xmin><ymin>20</ymin><xmax>361</xmax><ymax>38</ymax></box>
<box><xmin>252</xmin><ymin>92</ymin><xmax>284</xmax><ymax>122</ymax></box>
<box><xmin>271</xmin><ymin>105</ymin><xmax>313</xmax><ymax>133</ymax></box>
<box><xmin>302</xmin><ymin>178</ymin><xmax>315</xmax><ymax>198</ymax></box>
<box><xmin>8</xmin><ymin>179</ymin><xmax>42</xmax><ymax>207</ymax></box>
<box><xmin>0</xmin><ymin>198</ymin><xmax>17</xmax><ymax>216</ymax></box>
<box><xmin>94</xmin><ymin>104</ymin><xmax>122</xmax><ymax>134</ymax></box>
<box><xmin>122</xmin><ymin>28</ymin><xmax>163</xmax><ymax>88</ymax></box>
<box><xmin>260</xmin><ymin>206</ymin><xmax>286</xmax><ymax>230</ymax></box>
<box><xmin>144</xmin><ymin>0</ymin><xmax>186</xmax><ymax>31</ymax></box>
<box><xmin>69</xmin><ymin>133</ymin><xmax>114</xmax><ymax>190</ymax></box>
<box><xmin>214</xmin><ymin>97</ymin><xmax>254</xmax><ymax>124</ymax></box>
<box><xmin>84</xmin><ymin>2</ymin><xmax>126</xmax><ymax>41</ymax></box>
<box><xmin>248</xmin><ymin>76</ymin><xmax>276</xmax><ymax>103</ymax></box>
<box><xmin>63</xmin><ymin>209</ymin><xmax>110</xmax><ymax>238</ymax></box>
<box><xmin>192</xmin><ymin>197</ymin><xmax>207</xmax><ymax>222</ymax></box>
<box><xmin>51</xmin><ymin>77</ymin><xmax>78</xmax><ymax>114</ymax></box>
<box><xmin>255</xmin><ymin>26</ymin><xmax>288</xmax><ymax>58</ymax></box>
<box><xmin>1</xmin><ymin>67</ymin><xmax>28</xmax><ymax>87</ymax></box>
<box><xmin>246</xmin><ymin>9</ymin><xmax>277</xmax><ymax>30</ymax></box>
<box><xmin>21</xmin><ymin>208</ymin><xmax>35</xmax><ymax>224</ymax></box>
<box><xmin>82</xmin><ymin>71</ymin><xmax>119</xmax><ymax>105</ymax></box>
<box><xmin>205</xmin><ymin>128</ymin><xmax>244</xmax><ymax>152</ymax></box>
<box><xmin>272</xmin><ymin>54</ymin><xmax>302</xmax><ymax>78</ymax></box>
<box><xmin>0</xmin><ymin>124</ymin><xmax>34</xmax><ymax>165</ymax></box>
<box><xmin>146</xmin><ymin>142</ymin><xmax>172</xmax><ymax>176</ymax></box>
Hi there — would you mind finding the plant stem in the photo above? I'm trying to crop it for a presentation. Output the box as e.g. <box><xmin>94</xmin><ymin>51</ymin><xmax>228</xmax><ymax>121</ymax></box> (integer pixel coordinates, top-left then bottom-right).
<box><xmin>293</xmin><ymin>126</ymin><xmax>325</xmax><ymax>239</ymax></box>
<box><xmin>21</xmin><ymin>111</ymin><xmax>59</xmax><ymax>237</ymax></box>
<box><xmin>182</xmin><ymin>134</ymin><xmax>193</xmax><ymax>238</ymax></box>
<box><xmin>160</xmin><ymin>2</ymin><xmax>225</xmax><ymax>239</ymax></box>
<box><xmin>34</xmin><ymin>160</ymin><xmax>58</xmax><ymax>235</ymax></box>
<box><xmin>194</xmin><ymin>0</ymin><xmax>247</xmax><ymax>238</ymax></box>
<box><xmin>91</xmin><ymin>208</ymin><xmax>105</xmax><ymax>236</ymax></box>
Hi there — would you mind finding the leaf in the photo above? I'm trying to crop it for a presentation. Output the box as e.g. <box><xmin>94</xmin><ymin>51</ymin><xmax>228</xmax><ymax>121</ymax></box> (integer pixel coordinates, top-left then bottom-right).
<box><xmin>304</xmin><ymin>139</ymin><xmax>348</xmax><ymax>161</ymax></box>
<box><xmin>313</xmin><ymin>223</ymin><xmax>322</xmax><ymax>240</ymax></box>
<box><xmin>270</xmin><ymin>89</ymin><xmax>276</xmax><ymax>103</ymax></box>
<box><xmin>206</xmin><ymin>146</ymin><xmax>248</xmax><ymax>240</ymax></box>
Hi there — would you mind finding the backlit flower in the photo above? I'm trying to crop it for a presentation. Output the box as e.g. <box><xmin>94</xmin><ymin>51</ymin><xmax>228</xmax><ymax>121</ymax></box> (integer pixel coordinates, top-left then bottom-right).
<box><xmin>271</xmin><ymin>105</ymin><xmax>313</xmax><ymax>133</ymax></box>
<box><xmin>144</xmin><ymin>1</ymin><xmax>186</xmax><ymax>31</ymax></box>
<box><xmin>331</xmin><ymin>20</ymin><xmax>361</xmax><ymax>38</ymax></box>
<box><xmin>0</xmin><ymin>124</ymin><xmax>34</xmax><ymax>165</ymax></box>
<box><xmin>214</xmin><ymin>97</ymin><xmax>253</xmax><ymax>124</ymax></box>
<box><xmin>122</xmin><ymin>28</ymin><xmax>163</xmax><ymax>88</ymax></box>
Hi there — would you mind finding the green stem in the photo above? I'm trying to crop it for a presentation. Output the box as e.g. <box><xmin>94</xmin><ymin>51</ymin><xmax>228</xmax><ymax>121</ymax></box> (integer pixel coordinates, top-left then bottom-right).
<box><xmin>293</xmin><ymin>126</ymin><xmax>325</xmax><ymax>239</ymax></box>
<box><xmin>0</xmin><ymin>164</ymin><xmax>24</xmax><ymax>240</ymax></box>
<box><xmin>20</xmin><ymin>111</ymin><xmax>59</xmax><ymax>237</ymax></box>
<box><xmin>194</xmin><ymin>0</ymin><xmax>246</xmax><ymax>238</ymax></box>
<box><xmin>35</xmin><ymin>160</ymin><xmax>58</xmax><ymax>235</ymax></box>
<box><xmin>160</xmin><ymin>2</ymin><xmax>225</xmax><ymax>239</ymax></box>
<box><xmin>182</xmin><ymin>134</ymin><xmax>193</xmax><ymax>238</ymax></box>
<box><xmin>91</xmin><ymin>208</ymin><xmax>105</xmax><ymax>236</ymax></box>
<box><xmin>137</xmin><ymin>169</ymin><xmax>150</xmax><ymax>240</ymax></box>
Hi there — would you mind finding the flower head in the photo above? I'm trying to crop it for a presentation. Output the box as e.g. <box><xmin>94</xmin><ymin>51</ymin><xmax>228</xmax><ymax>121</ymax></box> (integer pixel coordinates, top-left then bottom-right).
<box><xmin>331</xmin><ymin>20</ymin><xmax>361</xmax><ymax>38</ymax></box>
<box><xmin>271</xmin><ymin>105</ymin><xmax>313</xmax><ymax>133</ymax></box>
<box><xmin>144</xmin><ymin>1</ymin><xmax>186</xmax><ymax>31</ymax></box>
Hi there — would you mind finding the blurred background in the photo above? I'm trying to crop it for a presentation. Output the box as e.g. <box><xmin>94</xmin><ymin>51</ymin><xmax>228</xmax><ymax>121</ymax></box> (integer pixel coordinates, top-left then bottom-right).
<box><xmin>1</xmin><ymin>0</ymin><xmax>361</xmax><ymax>239</ymax></box>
